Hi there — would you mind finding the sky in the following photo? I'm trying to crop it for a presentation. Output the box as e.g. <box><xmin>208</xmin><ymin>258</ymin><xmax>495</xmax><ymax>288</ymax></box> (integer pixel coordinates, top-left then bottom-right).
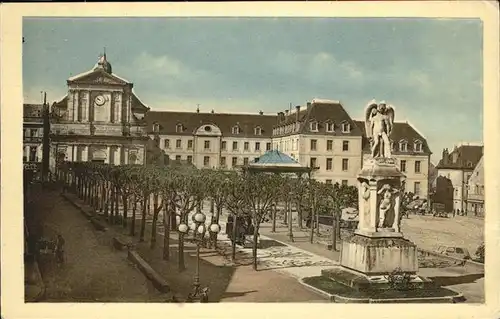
<box><xmin>22</xmin><ymin>17</ymin><xmax>483</xmax><ymax>163</ymax></box>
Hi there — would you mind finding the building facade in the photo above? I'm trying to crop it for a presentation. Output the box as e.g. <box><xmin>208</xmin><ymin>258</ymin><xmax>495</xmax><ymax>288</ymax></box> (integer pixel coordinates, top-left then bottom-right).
<box><xmin>145</xmin><ymin>99</ymin><xmax>432</xmax><ymax>194</ymax></box>
<box><xmin>23</xmin><ymin>104</ymin><xmax>44</xmax><ymax>163</ymax></box>
<box><xmin>466</xmin><ymin>155</ymin><xmax>484</xmax><ymax>216</ymax></box>
<box><xmin>49</xmin><ymin>54</ymin><xmax>150</xmax><ymax>170</ymax></box>
<box><xmin>436</xmin><ymin>144</ymin><xmax>483</xmax><ymax>213</ymax></box>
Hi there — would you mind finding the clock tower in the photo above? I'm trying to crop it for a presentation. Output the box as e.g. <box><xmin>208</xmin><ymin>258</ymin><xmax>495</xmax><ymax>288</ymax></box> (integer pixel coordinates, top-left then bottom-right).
<box><xmin>49</xmin><ymin>53</ymin><xmax>150</xmax><ymax>168</ymax></box>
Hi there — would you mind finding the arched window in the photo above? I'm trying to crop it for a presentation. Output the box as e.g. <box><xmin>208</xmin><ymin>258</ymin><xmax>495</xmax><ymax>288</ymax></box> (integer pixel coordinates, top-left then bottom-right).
<box><xmin>399</xmin><ymin>140</ymin><xmax>408</xmax><ymax>152</ymax></box>
<box><xmin>232</xmin><ymin>125</ymin><xmax>240</xmax><ymax>135</ymax></box>
<box><xmin>176</xmin><ymin>123</ymin><xmax>183</xmax><ymax>133</ymax></box>
<box><xmin>341</xmin><ymin>121</ymin><xmax>351</xmax><ymax>133</ymax></box>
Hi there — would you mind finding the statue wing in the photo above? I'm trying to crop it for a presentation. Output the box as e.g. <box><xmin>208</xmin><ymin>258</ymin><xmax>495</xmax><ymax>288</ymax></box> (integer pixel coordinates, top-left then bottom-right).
<box><xmin>364</xmin><ymin>100</ymin><xmax>378</xmax><ymax>139</ymax></box>
<box><xmin>386</xmin><ymin>105</ymin><xmax>395</xmax><ymax>135</ymax></box>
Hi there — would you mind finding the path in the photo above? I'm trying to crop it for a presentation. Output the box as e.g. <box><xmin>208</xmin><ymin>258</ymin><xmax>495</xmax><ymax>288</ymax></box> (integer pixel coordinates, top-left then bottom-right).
<box><xmin>33</xmin><ymin>190</ymin><xmax>168</xmax><ymax>302</ymax></box>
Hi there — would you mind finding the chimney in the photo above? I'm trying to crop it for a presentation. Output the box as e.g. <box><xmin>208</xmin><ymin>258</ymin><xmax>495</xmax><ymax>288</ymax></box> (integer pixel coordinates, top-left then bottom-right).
<box><xmin>306</xmin><ymin>102</ymin><xmax>312</xmax><ymax>110</ymax></box>
<box><xmin>196</xmin><ymin>105</ymin><xmax>200</xmax><ymax>113</ymax></box>
<box><xmin>285</xmin><ymin>109</ymin><xmax>289</xmax><ymax>120</ymax></box>
<box><xmin>259</xmin><ymin>110</ymin><xmax>263</xmax><ymax>115</ymax></box>
<box><xmin>295</xmin><ymin>105</ymin><xmax>300</xmax><ymax>122</ymax></box>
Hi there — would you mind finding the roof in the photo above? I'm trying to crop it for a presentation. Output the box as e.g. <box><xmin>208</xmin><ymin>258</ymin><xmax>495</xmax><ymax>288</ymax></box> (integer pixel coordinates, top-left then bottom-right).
<box><xmin>23</xmin><ymin>104</ymin><xmax>43</xmax><ymax>118</ymax></box>
<box><xmin>144</xmin><ymin>111</ymin><xmax>277</xmax><ymax>137</ymax></box>
<box><xmin>353</xmin><ymin>120</ymin><xmax>432</xmax><ymax>156</ymax></box>
<box><xmin>275</xmin><ymin>100</ymin><xmax>363</xmax><ymax>137</ymax></box>
<box><xmin>436</xmin><ymin>145</ymin><xmax>483</xmax><ymax>170</ymax></box>
<box><xmin>252</xmin><ymin>150</ymin><xmax>302</xmax><ymax>167</ymax></box>
<box><xmin>467</xmin><ymin>155</ymin><xmax>484</xmax><ymax>185</ymax></box>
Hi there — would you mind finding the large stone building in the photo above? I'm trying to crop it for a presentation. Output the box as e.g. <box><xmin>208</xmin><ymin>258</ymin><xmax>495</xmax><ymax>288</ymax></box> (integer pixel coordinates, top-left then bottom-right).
<box><xmin>49</xmin><ymin>54</ymin><xmax>150</xmax><ymax>169</ymax></box>
<box><xmin>436</xmin><ymin>143</ymin><xmax>483</xmax><ymax>213</ymax></box>
<box><xmin>466</xmin><ymin>155</ymin><xmax>484</xmax><ymax>216</ymax></box>
<box><xmin>146</xmin><ymin>99</ymin><xmax>432</xmax><ymax>198</ymax></box>
<box><xmin>23</xmin><ymin>103</ymin><xmax>44</xmax><ymax>163</ymax></box>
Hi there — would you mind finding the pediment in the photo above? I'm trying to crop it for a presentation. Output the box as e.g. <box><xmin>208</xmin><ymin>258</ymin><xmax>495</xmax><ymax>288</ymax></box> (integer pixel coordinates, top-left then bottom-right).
<box><xmin>68</xmin><ymin>70</ymin><xmax>128</xmax><ymax>86</ymax></box>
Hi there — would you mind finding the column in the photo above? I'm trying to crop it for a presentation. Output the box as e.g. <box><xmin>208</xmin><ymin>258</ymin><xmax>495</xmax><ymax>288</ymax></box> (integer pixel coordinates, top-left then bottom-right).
<box><xmin>67</xmin><ymin>90</ymin><xmax>74</xmax><ymax>121</ymax></box>
<box><xmin>74</xmin><ymin>90</ymin><xmax>80</xmax><ymax>121</ymax></box>
<box><xmin>116</xmin><ymin>94</ymin><xmax>122</xmax><ymax>124</ymax></box>
<box><xmin>124</xmin><ymin>148</ymin><xmax>129</xmax><ymax>164</ymax></box>
<box><xmin>116</xmin><ymin>146</ymin><xmax>122</xmax><ymax>165</ymax></box>
<box><xmin>368</xmin><ymin>181</ymin><xmax>378</xmax><ymax>232</ymax></box>
<box><xmin>86</xmin><ymin>91</ymin><xmax>91</xmax><ymax>122</ymax></box>
<box><xmin>24</xmin><ymin>146</ymin><xmax>29</xmax><ymax>161</ymax></box>
<box><xmin>106</xmin><ymin>146</ymin><xmax>111</xmax><ymax>164</ymax></box>
<box><xmin>82</xmin><ymin>145</ymin><xmax>89</xmax><ymax>162</ymax></box>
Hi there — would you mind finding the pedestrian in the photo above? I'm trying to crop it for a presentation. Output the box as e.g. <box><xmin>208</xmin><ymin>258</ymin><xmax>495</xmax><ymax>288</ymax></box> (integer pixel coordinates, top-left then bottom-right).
<box><xmin>55</xmin><ymin>234</ymin><xmax>65</xmax><ymax>265</ymax></box>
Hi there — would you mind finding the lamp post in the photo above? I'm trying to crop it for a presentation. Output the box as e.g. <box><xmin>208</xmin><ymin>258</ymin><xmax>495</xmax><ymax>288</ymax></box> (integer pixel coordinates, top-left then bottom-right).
<box><xmin>178</xmin><ymin>209</ymin><xmax>221</xmax><ymax>302</ymax></box>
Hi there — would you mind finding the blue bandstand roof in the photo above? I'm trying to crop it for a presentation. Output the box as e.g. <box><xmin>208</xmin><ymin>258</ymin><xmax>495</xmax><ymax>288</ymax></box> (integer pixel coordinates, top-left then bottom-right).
<box><xmin>252</xmin><ymin>150</ymin><xmax>302</xmax><ymax>166</ymax></box>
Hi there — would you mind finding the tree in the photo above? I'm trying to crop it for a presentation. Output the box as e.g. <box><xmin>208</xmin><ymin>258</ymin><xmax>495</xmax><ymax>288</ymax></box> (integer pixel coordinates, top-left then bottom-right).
<box><xmin>241</xmin><ymin>172</ymin><xmax>282</xmax><ymax>270</ymax></box>
<box><xmin>205</xmin><ymin>169</ymin><xmax>231</xmax><ymax>248</ymax></box>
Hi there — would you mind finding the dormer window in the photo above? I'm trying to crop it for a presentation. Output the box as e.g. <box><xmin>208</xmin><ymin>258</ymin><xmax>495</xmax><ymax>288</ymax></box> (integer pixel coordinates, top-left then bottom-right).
<box><xmin>232</xmin><ymin>125</ymin><xmax>240</xmax><ymax>135</ymax></box>
<box><xmin>254</xmin><ymin>126</ymin><xmax>262</xmax><ymax>135</ymax></box>
<box><xmin>326</xmin><ymin>122</ymin><xmax>334</xmax><ymax>132</ymax></box>
<box><xmin>176</xmin><ymin>123</ymin><xmax>183</xmax><ymax>133</ymax></box>
<box><xmin>399</xmin><ymin>140</ymin><xmax>408</xmax><ymax>152</ymax></box>
<box><xmin>414</xmin><ymin>140</ymin><xmax>423</xmax><ymax>152</ymax></box>
<box><xmin>310</xmin><ymin>121</ymin><xmax>318</xmax><ymax>132</ymax></box>
<box><xmin>153</xmin><ymin>123</ymin><xmax>160</xmax><ymax>133</ymax></box>
<box><xmin>341</xmin><ymin>122</ymin><xmax>351</xmax><ymax>133</ymax></box>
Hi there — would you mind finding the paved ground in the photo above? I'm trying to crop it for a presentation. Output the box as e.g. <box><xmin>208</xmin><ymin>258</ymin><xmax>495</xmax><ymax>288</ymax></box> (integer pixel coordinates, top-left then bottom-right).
<box><xmin>31</xmin><ymin>190</ymin><xmax>169</xmax><ymax>302</ymax></box>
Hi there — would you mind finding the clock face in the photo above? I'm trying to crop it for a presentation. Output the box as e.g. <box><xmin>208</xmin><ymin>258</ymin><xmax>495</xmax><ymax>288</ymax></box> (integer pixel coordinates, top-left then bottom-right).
<box><xmin>94</xmin><ymin>95</ymin><xmax>106</xmax><ymax>106</ymax></box>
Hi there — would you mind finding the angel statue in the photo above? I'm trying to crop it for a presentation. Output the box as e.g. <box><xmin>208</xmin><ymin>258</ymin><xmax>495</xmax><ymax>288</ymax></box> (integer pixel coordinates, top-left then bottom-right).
<box><xmin>364</xmin><ymin>100</ymin><xmax>395</xmax><ymax>158</ymax></box>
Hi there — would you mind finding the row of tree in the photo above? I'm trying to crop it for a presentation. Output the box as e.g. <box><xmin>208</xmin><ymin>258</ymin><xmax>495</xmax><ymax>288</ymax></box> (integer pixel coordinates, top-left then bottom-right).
<box><xmin>56</xmin><ymin>161</ymin><xmax>359</xmax><ymax>270</ymax></box>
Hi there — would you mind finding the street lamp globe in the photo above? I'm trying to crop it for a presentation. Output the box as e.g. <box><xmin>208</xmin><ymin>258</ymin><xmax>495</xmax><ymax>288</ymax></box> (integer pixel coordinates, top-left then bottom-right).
<box><xmin>178</xmin><ymin>223</ymin><xmax>189</xmax><ymax>233</ymax></box>
<box><xmin>197</xmin><ymin>224</ymin><xmax>206</xmax><ymax>234</ymax></box>
<box><xmin>194</xmin><ymin>212</ymin><xmax>206</xmax><ymax>223</ymax></box>
<box><xmin>209</xmin><ymin>224</ymin><xmax>220</xmax><ymax>233</ymax></box>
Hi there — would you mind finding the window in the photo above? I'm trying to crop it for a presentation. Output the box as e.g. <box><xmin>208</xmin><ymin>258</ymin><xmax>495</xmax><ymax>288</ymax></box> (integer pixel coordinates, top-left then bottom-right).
<box><xmin>342</xmin><ymin>180</ymin><xmax>348</xmax><ymax>186</ymax></box>
<box><xmin>342</xmin><ymin>141</ymin><xmax>349</xmax><ymax>152</ymax></box>
<box><xmin>342</xmin><ymin>122</ymin><xmax>351</xmax><ymax>133</ymax></box>
<box><xmin>254</xmin><ymin>127</ymin><xmax>262</xmax><ymax>135</ymax></box>
<box><xmin>164</xmin><ymin>139</ymin><xmax>170</xmax><ymax>149</ymax></box>
<box><xmin>232</xmin><ymin>157</ymin><xmax>238</xmax><ymax>167</ymax></box>
<box><xmin>176</xmin><ymin>139</ymin><xmax>182</xmax><ymax>149</ymax></box>
<box><xmin>326</xmin><ymin>122</ymin><xmax>334</xmax><ymax>132</ymax></box>
<box><xmin>232</xmin><ymin>126</ymin><xmax>240</xmax><ymax>134</ymax></box>
<box><xmin>310</xmin><ymin>139</ymin><xmax>317</xmax><ymax>151</ymax></box>
<box><xmin>221</xmin><ymin>141</ymin><xmax>227</xmax><ymax>150</ymax></box>
<box><xmin>415</xmin><ymin>161</ymin><xmax>421</xmax><ymax>173</ymax></box>
<box><xmin>203</xmin><ymin>156</ymin><xmax>210</xmax><ymax>167</ymax></box>
<box><xmin>187</xmin><ymin>155</ymin><xmax>193</xmax><ymax>164</ymax></box>
<box><xmin>399</xmin><ymin>141</ymin><xmax>408</xmax><ymax>152</ymax></box>
<box><xmin>232</xmin><ymin>141</ymin><xmax>238</xmax><ymax>151</ymax></box>
<box><xmin>310</xmin><ymin>121</ymin><xmax>318</xmax><ymax>132</ymax></box>
<box><xmin>326</xmin><ymin>158</ymin><xmax>333</xmax><ymax>170</ymax></box>
<box><xmin>342</xmin><ymin>158</ymin><xmax>349</xmax><ymax>171</ymax></box>
<box><xmin>29</xmin><ymin>146</ymin><xmax>37</xmax><ymax>162</ymax></box>
<box><xmin>326</xmin><ymin>140</ymin><xmax>333</xmax><ymax>151</ymax></box>
<box><xmin>204</xmin><ymin>140</ymin><xmax>210</xmax><ymax>150</ymax></box>
<box><xmin>187</xmin><ymin>140</ymin><xmax>193</xmax><ymax>149</ymax></box>
<box><xmin>244</xmin><ymin>142</ymin><xmax>249</xmax><ymax>151</ymax></box>
<box><xmin>415</xmin><ymin>142</ymin><xmax>423</xmax><ymax>152</ymax></box>
<box><xmin>414</xmin><ymin>182</ymin><xmax>421</xmax><ymax>195</ymax></box>
<box><xmin>243</xmin><ymin>157</ymin><xmax>249</xmax><ymax>165</ymax></box>
<box><xmin>325</xmin><ymin>179</ymin><xmax>332</xmax><ymax>185</ymax></box>
<box><xmin>220</xmin><ymin>157</ymin><xmax>226</xmax><ymax>166</ymax></box>
<box><xmin>266</xmin><ymin>142</ymin><xmax>271</xmax><ymax>151</ymax></box>
<box><xmin>400</xmin><ymin>160</ymin><xmax>407</xmax><ymax>172</ymax></box>
<box><xmin>310</xmin><ymin>157</ymin><xmax>317</xmax><ymax>168</ymax></box>
<box><xmin>153</xmin><ymin>123</ymin><xmax>159</xmax><ymax>132</ymax></box>
<box><xmin>176</xmin><ymin>123</ymin><xmax>183</xmax><ymax>133</ymax></box>
<box><xmin>255</xmin><ymin>142</ymin><xmax>260</xmax><ymax>151</ymax></box>
<box><xmin>175</xmin><ymin>155</ymin><xmax>181</xmax><ymax>161</ymax></box>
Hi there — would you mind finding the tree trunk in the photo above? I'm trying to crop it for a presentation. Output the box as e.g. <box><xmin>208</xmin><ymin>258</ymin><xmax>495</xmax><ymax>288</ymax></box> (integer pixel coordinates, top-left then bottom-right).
<box><xmin>271</xmin><ymin>203</ymin><xmax>277</xmax><ymax>233</ymax></box>
<box><xmin>114</xmin><ymin>186</ymin><xmax>120</xmax><ymax>224</ymax></box>
<box><xmin>297</xmin><ymin>202</ymin><xmax>303</xmax><ymax>229</ymax></box>
<box><xmin>310</xmin><ymin>199</ymin><xmax>315</xmax><ymax>244</ymax></box>
<box><xmin>252</xmin><ymin>223</ymin><xmax>259</xmax><ymax>271</ymax></box>
<box><xmin>108</xmin><ymin>186</ymin><xmax>114</xmax><ymax>224</ymax></box>
<box><xmin>288</xmin><ymin>201</ymin><xmax>294</xmax><ymax>242</ymax></box>
<box><xmin>282</xmin><ymin>202</ymin><xmax>287</xmax><ymax>225</ymax></box>
<box><xmin>331</xmin><ymin>214</ymin><xmax>337</xmax><ymax>251</ymax></box>
<box><xmin>103</xmin><ymin>183</ymin><xmax>109</xmax><ymax>218</ymax></box>
<box><xmin>122</xmin><ymin>195</ymin><xmax>128</xmax><ymax>227</ymax></box>
<box><xmin>139</xmin><ymin>193</ymin><xmax>148</xmax><ymax>242</ymax></box>
<box><xmin>231</xmin><ymin>213</ymin><xmax>238</xmax><ymax>261</ymax></box>
<box><xmin>150</xmin><ymin>193</ymin><xmax>160</xmax><ymax>248</ymax></box>
<box><xmin>178</xmin><ymin>229</ymin><xmax>186</xmax><ymax>271</ymax></box>
<box><xmin>336</xmin><ymin>212</ymin><xmax>341</xmax><ymax>240</ymax></box>
<box><xmin>130</xmin><ymin>194</ymin><xmax>137</xmax><ymax>236</ymax></box>
<box><xmin>316</xmin><ymin>211</ymin><xmax>320</xmax><ymax>236</ymax></box>
<box><xmin>162</xmin><ymin>202</ymin><xmax>170</xmax><ymax>260</ymax></box>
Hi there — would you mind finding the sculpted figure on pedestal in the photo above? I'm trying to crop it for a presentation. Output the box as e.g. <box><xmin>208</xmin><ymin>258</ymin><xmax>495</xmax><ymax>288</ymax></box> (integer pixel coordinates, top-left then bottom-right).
<box><xmin>365</xmin><ymin>100</ymin><xmax>395</xmax><ymax>159</ymax></box>
<box><xmin>377</xmin><ymin>184</ymin><xmax>399</xmax><ymax>228</ymax></box>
